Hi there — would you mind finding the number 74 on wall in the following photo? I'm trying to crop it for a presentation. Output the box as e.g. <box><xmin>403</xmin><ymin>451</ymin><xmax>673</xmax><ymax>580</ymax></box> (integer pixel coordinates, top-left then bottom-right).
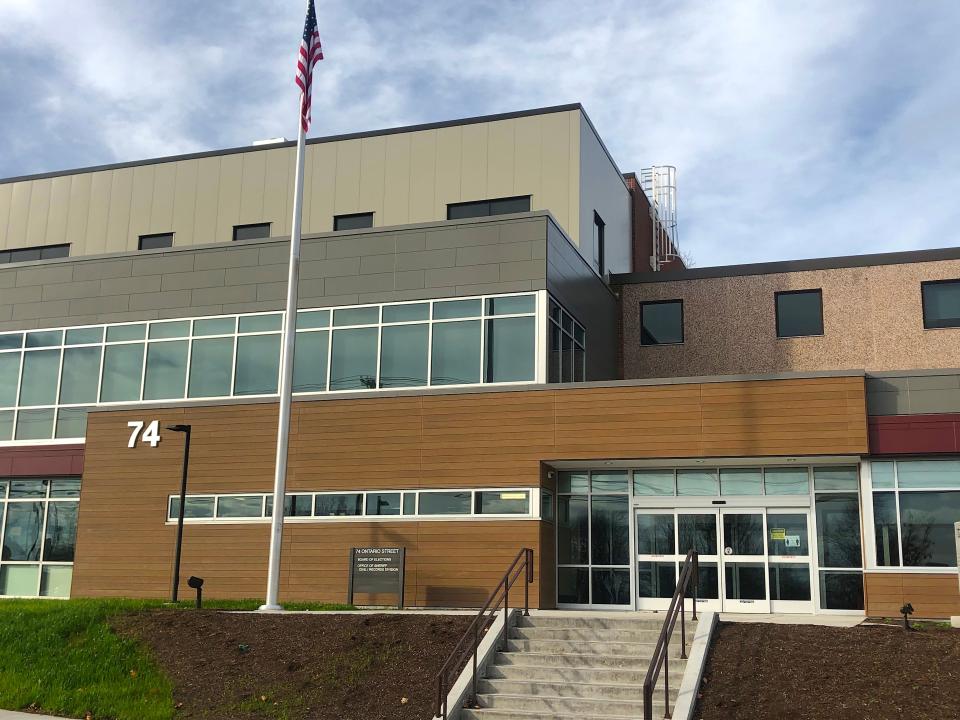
<box><xmin>127</xmin><ymin>420</ymin><xmax>162</xmax><ymax>448</ymax></box>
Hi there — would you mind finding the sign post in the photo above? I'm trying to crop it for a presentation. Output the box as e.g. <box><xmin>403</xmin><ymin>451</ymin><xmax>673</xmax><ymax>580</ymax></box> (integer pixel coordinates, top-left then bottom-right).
<box><xmin>348</xmin><ymin>547</ymin><xmax>405</xmax><ymax>609</ymax></box>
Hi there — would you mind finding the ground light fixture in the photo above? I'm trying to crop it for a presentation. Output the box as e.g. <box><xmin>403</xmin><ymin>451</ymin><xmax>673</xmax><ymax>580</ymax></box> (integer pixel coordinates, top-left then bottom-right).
<box><xmin>167</xmin><ymin>424</ymin><xmax>192</xmax><ymax>603</ymax></box>
<box><xmin>187</xmin><ymin>576</ymin><xmax>204</xmax><ymax>608</ymax></box>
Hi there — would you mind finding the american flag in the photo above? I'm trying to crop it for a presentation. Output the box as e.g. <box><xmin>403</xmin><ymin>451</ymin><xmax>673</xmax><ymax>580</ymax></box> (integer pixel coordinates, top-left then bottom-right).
<box><xmin>295</xmin><ymin>0</ymin><xmax>324</xmax><ymax>132</ymax></box>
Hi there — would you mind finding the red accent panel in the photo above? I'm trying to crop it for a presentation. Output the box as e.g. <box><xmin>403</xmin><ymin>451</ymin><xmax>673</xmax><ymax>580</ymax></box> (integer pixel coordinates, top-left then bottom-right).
<box><xmin>0</xmin><ymin>444</ymin><xmax>85</xmax><ymax>477</ymax></box>
<box><xmin>869</xmin><ymin>414</ymin><xmax>960</xmax><ymax>455</ymax></box>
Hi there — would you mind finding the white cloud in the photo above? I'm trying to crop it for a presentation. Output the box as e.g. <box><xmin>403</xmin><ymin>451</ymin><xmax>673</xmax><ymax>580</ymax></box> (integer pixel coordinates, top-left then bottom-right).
<box><xmin>1</xmin><ymin>0</ymin><xmax>958</xmax><ymax>266</ymax></box>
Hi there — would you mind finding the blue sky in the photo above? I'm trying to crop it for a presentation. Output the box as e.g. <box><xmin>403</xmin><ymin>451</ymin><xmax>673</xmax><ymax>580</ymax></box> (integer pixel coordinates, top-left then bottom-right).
<box><xmin>1</xmin><ymin>0</ymin><xmax>958</xmax><ymax>267</ymax></box>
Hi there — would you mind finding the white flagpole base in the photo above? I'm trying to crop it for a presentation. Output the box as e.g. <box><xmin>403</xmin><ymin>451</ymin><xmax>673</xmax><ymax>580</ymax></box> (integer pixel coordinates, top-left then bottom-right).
<box><xmin>257</xmin><ymin>603</ymin><xmax>285</xmax><ymax>612</ymax></box>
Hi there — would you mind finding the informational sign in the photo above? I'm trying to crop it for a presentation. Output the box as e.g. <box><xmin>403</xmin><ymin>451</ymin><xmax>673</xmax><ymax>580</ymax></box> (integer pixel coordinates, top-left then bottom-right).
<box><xmin>785</xmin><ymin>535</ymin><xmax>801</xmax><ymax>548</ymax></box>
<box><xmin>769</xmin><ymin>528</ymin><xmax>786</xmax><ymax>541</ymax></box>
<box><xmin>127</xmin><ymin>420</ymin><xmax>161</xmax><ymax>448</ymax></box>
<box><xmin>348</xmin><ymin>547</ymin><xmax>405</xmax><ymax>608</ymax></box>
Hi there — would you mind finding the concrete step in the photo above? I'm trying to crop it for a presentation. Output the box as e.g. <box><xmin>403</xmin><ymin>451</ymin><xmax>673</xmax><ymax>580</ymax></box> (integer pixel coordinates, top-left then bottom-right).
<box><xmin>477</xmin><ymin>678</ymin><xmax>680</xmax><ymax>703</ymax></box>
<box><xmin>505</xmin><ymin>638</ymin><xmax>688</xmax><ymax>657</ymax></box>
<box><xmin>520</xmin><ymin>614</ymin><xmax>688</xmax><ymax>630</ymax></box>
<box><xmin>493</xmin><ymin>651</ymin><xmax>680</xmax><ymax>670</ymax></box>
<box><xmin>475</xmin><ymin>692</ymin><xmax>661</xmax><ymax>717</ymax></box>
<box><xmin>461</xmin><ymin>709</ymin><xmax>661</xmax><ymax>720</ymax></box>
<box><xmin>486</xmin><ymin>662</ymin><xmax>685</xmax><ymax>686</ymax></box>
<box><xmin>511</xmin><ymin>625</ymin><xmax>693</xmax><ymax>643</ymax></box>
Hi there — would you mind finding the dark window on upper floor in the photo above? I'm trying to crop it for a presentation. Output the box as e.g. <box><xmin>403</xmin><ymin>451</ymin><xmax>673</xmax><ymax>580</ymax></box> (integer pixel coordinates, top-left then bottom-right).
<box><xmin>921</xmin><ymin>279</ymin><xmax>960</xmax><ymax>329</ymax></box>
<box><xmin>333</xmin><ymin>212</ymin><xmax>374</xmax><ymax>231</ymax></box>
<box><xmin>593</xmin><ymin>211</ymin><xmax>606</xmax><ymax>275</ymax></box>
<box><xmin>233</xmin><ymin>223</ymin><xmax>271</xmax><ymax>242</ymax></box>
<box><xmin>138</xmin><ymin>233</ymin><xmax>174</xmax><ymax>251</ymax></box>
<box><xmin>0</xmin><ymin>244</ymin><xmax>70</xmax><ymax>264</ymax></box>
<box><xmin>447</xmin><ymin>195</ymin><xmax>531</xmax><ymax>220</ymax></box>
<box><xmin>775</xmin><ymin>289</ymin><xmax>823</xmax><ymax>338</ymax></box>
<box><xmin>640</xmin><ymin>300</ymin><xmax>683</xmax><ymax>345</ymax></box>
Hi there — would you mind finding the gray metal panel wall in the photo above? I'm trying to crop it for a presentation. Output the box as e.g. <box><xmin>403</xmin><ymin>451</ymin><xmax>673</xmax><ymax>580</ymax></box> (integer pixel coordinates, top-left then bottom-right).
<box><xmin>546</xmin><ymin>218</ymin><xmax>619</xmax><ymax>381</ymax></box>
<box><xmin>866</xmin><ymin>372</ymin><xmax>960</xmax><ymax>416</ymax></box>
<box><xmin>0</xmin><ymin>215</ymin><xmax>548</xmax><ymax>331</ymax></box>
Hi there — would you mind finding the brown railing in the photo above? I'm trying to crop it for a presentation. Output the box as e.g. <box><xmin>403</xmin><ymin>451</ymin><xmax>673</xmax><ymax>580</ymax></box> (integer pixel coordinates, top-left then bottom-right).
<box><xmin>643</xmin><ymin>548</ymin><xmax>699</xmax><ymax>720</ymax></box>
<box><xmin>435</xmin><ymin>547</ymin><xmax>535</xmax><ymax>720</ymax></box>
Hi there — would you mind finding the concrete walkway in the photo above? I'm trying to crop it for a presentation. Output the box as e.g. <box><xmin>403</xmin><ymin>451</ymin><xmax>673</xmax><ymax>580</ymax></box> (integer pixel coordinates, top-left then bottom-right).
<box><xmin>0</xmin><ymin>711</ymin><xmax>70</xmax><ymax>720</ymax></box>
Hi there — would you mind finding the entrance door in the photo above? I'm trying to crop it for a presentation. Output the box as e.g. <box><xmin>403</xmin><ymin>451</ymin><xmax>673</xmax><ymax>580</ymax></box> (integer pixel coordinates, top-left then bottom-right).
<box><xmin>720</xmin><ymin>509</ymin><xmax>770</xmax><ymax>613</ymax></box>
<box><xmin>636</xmin><ymin>506</ymin><xmax>814</xmax><ymax>613</ymax></box>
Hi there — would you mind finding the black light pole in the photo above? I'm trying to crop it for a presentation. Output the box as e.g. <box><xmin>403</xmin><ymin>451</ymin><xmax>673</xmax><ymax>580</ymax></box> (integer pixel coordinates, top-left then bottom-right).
<box><xmin>167</xmin><ymin>424</ymin><xmax>192</xmax><ymax>603</ymax></box>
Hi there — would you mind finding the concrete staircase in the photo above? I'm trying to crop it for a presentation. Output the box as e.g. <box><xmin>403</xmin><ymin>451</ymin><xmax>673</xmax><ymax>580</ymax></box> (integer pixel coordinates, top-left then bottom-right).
<box><xmin>461</xmin><ymin>613</ymin><xmax>693</xmax><ymax>720</ymax></box>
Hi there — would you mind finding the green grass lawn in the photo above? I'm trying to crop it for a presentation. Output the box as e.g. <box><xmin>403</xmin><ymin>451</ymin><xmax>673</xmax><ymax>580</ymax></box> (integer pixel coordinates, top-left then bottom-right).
<box><xmin>0</xmin><ymin>598</ymin><xmax>354</xmax><ymax>720</ymax></box>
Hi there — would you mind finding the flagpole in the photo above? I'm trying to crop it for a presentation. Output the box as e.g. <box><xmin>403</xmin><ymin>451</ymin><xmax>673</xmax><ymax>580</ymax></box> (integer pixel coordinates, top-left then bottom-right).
<box><xmin>259</xmin><ymin>115</ymin><xmax>307</xmax><ymax>612</ymax></box>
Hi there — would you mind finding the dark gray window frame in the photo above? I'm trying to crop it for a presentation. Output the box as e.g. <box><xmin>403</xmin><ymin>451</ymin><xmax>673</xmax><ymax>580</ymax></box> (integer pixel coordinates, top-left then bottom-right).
<box><xmin>920</xmin><ymin>279</ymin><xmax>960</xmax><ymax>329</ymax></box>
<box><xmin>333</xmin><ymin>212</ymin><xmax>374</xmax><ymax>231</ymax></box>
<box><xmin>639</xmin><ymin>299</ymin><xmax>684</xmax><ymax>346</ymax></box>
<box><xmin>232</xmin><ymin>223</ymin><xmax>272</xmax><ymax>242</ymax></box>
<box><xmin>775</xmin><ymin>289</ymin><xmax>824</xmax><ymax>338</ymax></box>
<box><xmin>137</xmin><ymin>233</ymin><xmax>174</xmax><ymax>251</ymax></box>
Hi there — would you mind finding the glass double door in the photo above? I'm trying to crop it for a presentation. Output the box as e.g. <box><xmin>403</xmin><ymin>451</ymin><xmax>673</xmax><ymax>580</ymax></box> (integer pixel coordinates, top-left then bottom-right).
<box><xmin>636</xmin><ymin>507</ymin><xmax>814</xmax><ymax>613</ymax></box>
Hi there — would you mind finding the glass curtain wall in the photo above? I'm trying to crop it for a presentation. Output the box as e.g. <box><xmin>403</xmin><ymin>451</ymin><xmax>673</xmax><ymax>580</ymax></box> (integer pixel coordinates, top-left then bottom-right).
<box><xmin>557</xmin><ymin>471</ymin><xmax>630</xmax><ymax>606</ymax></box>
<box><xmin>0</xmin><ymin>477</ymin><xmax>79</xmax><ymax>598</ymax></box>
<box><xmin>548</xmin><ymin>300</ymin><xmax>586</xmax><ymax>383</ymax></box>
<box><xmin>0</xmin><ymin>293</ymin><xmax>549</xmax><ymax>442</ymax></box>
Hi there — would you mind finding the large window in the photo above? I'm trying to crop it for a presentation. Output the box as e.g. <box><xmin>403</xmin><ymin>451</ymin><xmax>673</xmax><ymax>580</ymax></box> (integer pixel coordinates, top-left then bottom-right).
<box><xmin>447</xmin><ymin>196</ymin><xmax>530</xmax><ymax>220</ymax></box>
<box><xmin>921</xmin><ymin>280</ymin><xmax>960</xmax><ymax>329</ymax></box>
<box><xmin>775</xmin><ymin>289</ymin><xmax>823</xmax><ymax>338</ymax></box>
<box><xmin>167</xmin><ymin>487</ymin><xmax>539</xmax><ymax>522</ymax></box>
<box><xmin>813</xmin><ymin>466</ymin><xmax>863</xmax><ymax>610</ymax></box>
<box><xmin>548</xmin><ymin>300</ymin><xmax>586</xmax><ymax>382</ymax></box>
<box><xmin>0</xmin><ymin>244</ymin><xmax>70</xmax><ymax>264</ymax></box>
<box><xmin>870</xmin><ymin>459</ymin><xmax>960</xmax><ymax>568</ymax></box>
<box><xmin>640</xmin><ymin>300</ymin><xmax>683</xmax><ymax>345</ymax></box>
<box><xmin>0</xmin><ymin>293</ymin><xmax>539</xmax><ymax>442</ymax></box>
<box><xmin>0</xmin><ymin>477</ymin><xmax>79</xmax><ymax>598</ymax></box>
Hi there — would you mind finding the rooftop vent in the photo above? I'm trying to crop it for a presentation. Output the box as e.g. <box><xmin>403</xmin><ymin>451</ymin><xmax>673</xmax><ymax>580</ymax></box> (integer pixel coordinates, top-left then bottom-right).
<box><xmin>251</xmin><ymin>137</ymin><xmax>288</xmax><ymax>146</ymax></box>
<box><xmin>640</xmin><ymin>166</ymin><xmax>680</xmax><ymax>271</ymax></box>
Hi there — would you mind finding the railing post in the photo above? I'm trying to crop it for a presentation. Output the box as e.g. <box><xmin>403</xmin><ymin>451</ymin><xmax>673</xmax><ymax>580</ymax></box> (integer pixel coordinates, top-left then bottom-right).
<box><xmin>664</xmin><ymin>647</ymin><xmax>671</xmax><ymax>719</ymax></box>
<box><xmin>692</xmin><ymin>550</ymin><xmax>699</xmax><ymax>621</ymax></box>
<box><xmin>471</xmin><ymin>621</ymin><xmax>479</xmax><ymax>708</ymax></box>
<box><xmin>680</xmin><ymin>596</ymin><xmax>687</xmax><ymax>660</ymax></box>
<box><xmin>503</xmin><ymin>584</ymin><xmax>510</xmax><ymax>651</ymax></box>
<box><xmin>523</xmin><ymin>549</ymin><xmax>531</xmax><ymax>615</ymax></box>
<box><xmin>643</xmin><ymin>681</ymin><xmax>653</xmax><ymax>720</ymax></box>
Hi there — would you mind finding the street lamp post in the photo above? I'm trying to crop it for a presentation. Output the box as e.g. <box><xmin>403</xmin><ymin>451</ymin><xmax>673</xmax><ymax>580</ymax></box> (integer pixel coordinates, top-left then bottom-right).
<box><xmin>167</xmin><ymin>424</ymin><xmax>192</xmax><ymax>603</ymax></box>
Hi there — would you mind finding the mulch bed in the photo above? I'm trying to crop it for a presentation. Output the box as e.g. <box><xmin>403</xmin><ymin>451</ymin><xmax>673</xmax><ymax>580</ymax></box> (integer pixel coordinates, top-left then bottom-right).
<box><xmin>694</xmin><ymin>622</ymin><xmax>960</xmax><ymax>720</ymax></box>
<box><xmin>112</xmin><ymin>610</ymin><xmax>473</xmax><ymax>720</ymax></box>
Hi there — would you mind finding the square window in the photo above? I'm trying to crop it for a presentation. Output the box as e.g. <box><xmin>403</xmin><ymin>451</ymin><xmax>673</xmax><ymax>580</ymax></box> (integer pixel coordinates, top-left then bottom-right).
<box><xmin>775</xmin><ymin>289</ymin><xmax>823</xmax><ymax>338</ymax></box>
<box><xmin>640</xmin><ymin>300</ymin><xmax>683</xmax><ymax>345</ymax></box>
<box><xmin>233</xmin><ymin>223</ymin><xmax>271</xmax><ymax>242</ymax></box>
<box><xmin>921</xmin><ymin>279</ymin><xmax>960</xmax><ymax>329</ymax></box>
<box><xmin>333</xmin><ymin>212</ymin><xmax>374</xmax><ymax>231</ymax></box>
<box><xmin>138</xmin><ymin>233</ymin><xmax>173</xmax><ymax>250</ymax></box>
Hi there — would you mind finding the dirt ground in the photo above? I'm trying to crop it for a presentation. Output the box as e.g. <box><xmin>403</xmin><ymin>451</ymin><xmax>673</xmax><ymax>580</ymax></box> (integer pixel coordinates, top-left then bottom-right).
<box><xmin>694</xmin><ymin>621</ymin><xmax>960</xmax><ymax>720</ymax></box>
<box><xmin>113</xmin><ymin>610</ymin><xmax>473</xmax><ymax>720</ymax></box>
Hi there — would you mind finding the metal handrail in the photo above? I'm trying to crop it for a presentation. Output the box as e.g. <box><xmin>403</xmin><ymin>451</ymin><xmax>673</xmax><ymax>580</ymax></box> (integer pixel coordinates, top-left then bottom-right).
<box><xmin>642</xmin><ymin>549</ymin><xmax>699</xmax><ymax>720</ymax></box>
<box><xmin>435</xmin><ymin>547</ymin><xmax>535</xmax><ymax>720</ymax></box>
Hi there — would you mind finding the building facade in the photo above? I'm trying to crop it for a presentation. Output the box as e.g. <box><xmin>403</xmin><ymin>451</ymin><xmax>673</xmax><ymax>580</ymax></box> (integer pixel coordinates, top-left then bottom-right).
<box><xmin>1</xmin><ymin>104</ymin><xmax>958</xmax><ymax>618</ymax></box>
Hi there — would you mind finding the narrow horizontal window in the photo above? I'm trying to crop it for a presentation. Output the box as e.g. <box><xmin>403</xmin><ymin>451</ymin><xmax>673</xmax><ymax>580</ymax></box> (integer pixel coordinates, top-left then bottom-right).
<box><xmin>216</xmin><ymin>496</ymin><xmax>263</xmax><ymax>518</ymax></box>
<box><xmin>314</xmin><ymin>493</ymin><xmax>363</xmax><ymax>517</ymax></box>
<box><xmin>366</xmin><ymin>492</ymin><xmax>401</xmax><ymax>516</ymax></box>
<box><xmin>418</xmin><ymin>491</ymin><xmax>471</xmax><ymax>515</ymax></box>
<box><xmin>138</xmin><ymin>233</ymin><xmax>173</xmax><ymax>251</ymax></box>
<box><xmin>233</xmin><ymin>223</ymin><xmax>271</xmax><ymax>242</ymax></box>
<box><xmin>0</xmin><ymin>244</ymin><xmax>69</xmax><ymax>264</ymax></box>
<box><xmin>475</xmin><ymin>490</ymin><xmax>529</xmax><ymax>515</ymax></box>
<box><xmin>447</xmin><ymin>196</ymin><xmax>530</xmax><ymax>220</ymax></box>
<box><xmin>333</xmin><ymin>212</ymin><xmax>373</xmax><ymax>231</ymax></box>
<box><xmin>168</xmin><ymin>496</ymin><xmax>215</xmax><ymax>520</ymax></box>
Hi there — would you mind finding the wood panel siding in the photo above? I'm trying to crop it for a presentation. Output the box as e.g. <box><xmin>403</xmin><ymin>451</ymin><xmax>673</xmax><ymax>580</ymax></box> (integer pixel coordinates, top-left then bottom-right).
<box><xmin>73</xmin><ymin>375</ymin><xmax>868</xmax><ymax>605</ymax></box>
<box><xmin>864</xmin><ymin>572</ymin><xmax>960</xmax><ymax>618</ymax></box>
